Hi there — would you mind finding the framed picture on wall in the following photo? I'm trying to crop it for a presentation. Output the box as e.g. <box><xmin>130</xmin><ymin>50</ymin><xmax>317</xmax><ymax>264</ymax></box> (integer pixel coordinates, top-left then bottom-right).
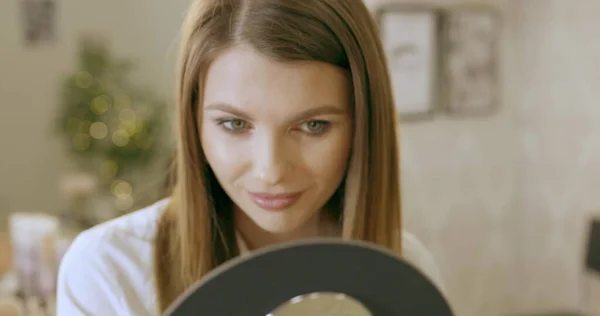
<box><xmin>374</xmin><ymin>5</ymin><xmax>440</xmax><ymax>122</ymax></box>
<box><xmin>441</xmin><ymin>6</ymin><xmax>500</xmax><ymax>115</ymax></box>
<box><xmin>21</xmin><ymin>0</ymin><xmax>57</xmax><ymax>45</ymax></box>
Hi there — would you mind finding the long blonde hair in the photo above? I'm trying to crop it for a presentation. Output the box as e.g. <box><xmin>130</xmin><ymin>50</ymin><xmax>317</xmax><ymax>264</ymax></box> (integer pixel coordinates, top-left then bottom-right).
<box><xmin>154</xmin><ymin>0</ymin><xmax>401</xmax><ymax>312</ymax></box>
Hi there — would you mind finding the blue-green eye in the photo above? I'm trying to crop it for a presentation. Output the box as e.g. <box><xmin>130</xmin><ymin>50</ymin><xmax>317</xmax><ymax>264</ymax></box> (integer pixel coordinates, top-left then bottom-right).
<box><xmin>219</xmin><ymin>119</ymin><xmax>248</xmax><ymax>132</ymax></box>
<box><xmin>300</xmin><ymin>120</ymin><xmax>330</xmax><ymax>134</ymax></box>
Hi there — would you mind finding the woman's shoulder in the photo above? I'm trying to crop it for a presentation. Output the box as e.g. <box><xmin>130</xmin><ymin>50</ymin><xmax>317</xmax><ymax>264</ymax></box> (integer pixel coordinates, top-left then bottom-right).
<box><xmin>400</xmin><ymin>230</ymin><xmax>446</xmax><ymax>294</ymax></box>
<box><xmin>59</xmin><ymin>197</ymin><xmax>170</xmax><ymax>272</ymax></box>
<box><xmin>75</xmin><ymin>198</ymin><xmax>169</xmax><ymax>244</ymax></box>
<box><xmin>55</xmin><ymin>199</ymin><xmax>170</xmax><ymax>315</ymax></box>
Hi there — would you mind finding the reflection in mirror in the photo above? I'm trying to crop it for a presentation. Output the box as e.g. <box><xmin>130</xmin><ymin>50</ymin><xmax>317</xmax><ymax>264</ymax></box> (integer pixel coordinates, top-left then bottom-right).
<box><xmin>268</xmin><ymin>292</ymin><xmax>372</xmax><ymax>316</ymax></box>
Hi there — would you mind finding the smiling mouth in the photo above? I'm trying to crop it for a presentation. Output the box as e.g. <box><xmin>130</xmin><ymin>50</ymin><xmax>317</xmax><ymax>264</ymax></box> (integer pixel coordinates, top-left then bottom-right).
<box><xmin>248</xmin><ymin>191</ymin><xmax>304</xmax><ymax>211</ymax></box>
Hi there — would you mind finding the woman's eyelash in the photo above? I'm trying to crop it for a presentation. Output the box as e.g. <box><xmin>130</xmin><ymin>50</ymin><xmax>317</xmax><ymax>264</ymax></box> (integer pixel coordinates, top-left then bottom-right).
<box><xmin>215</xmin><ymin>118</ymin><xmax>249</xmax><ymax>133</ymax></box>
<box><xmin>213</xmin><ymin>118</ymin><xmax>332</xmax><ymax>135</ymax></box>
<box><xmin>299</xmin><ymin>120</ymin><xmax>331</xmax><ymax>135</ymax></box>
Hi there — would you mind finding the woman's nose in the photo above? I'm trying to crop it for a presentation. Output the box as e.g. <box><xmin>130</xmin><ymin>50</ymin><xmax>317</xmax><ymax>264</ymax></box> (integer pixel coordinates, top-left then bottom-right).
<box><xmin>251</xmin><ymin>135</ymin><xmax>289</xmax><ymax>186</ymax></box>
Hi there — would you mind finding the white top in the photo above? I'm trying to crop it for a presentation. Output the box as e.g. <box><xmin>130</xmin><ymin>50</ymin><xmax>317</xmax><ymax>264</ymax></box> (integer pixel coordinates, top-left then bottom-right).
<box><xmin>56</xmin><ymin>199</ymin><xmax>446</xmax><ymax>316</ymax></box>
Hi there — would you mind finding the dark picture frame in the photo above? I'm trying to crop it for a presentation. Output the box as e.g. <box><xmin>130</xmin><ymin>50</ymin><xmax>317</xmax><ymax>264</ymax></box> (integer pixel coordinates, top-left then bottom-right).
<box><xmin>21</xmin><ymin>0</ymin><xmax>57</xmax><ymax>45</ymax></box>
<box><xmin>440</xmin><ymin>6</ymin><xmax>501</xmax><ymax>116</ymax></box>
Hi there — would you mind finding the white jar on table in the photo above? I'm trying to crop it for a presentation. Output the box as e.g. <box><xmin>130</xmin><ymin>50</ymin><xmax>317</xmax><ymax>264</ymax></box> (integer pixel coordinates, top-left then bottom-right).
<box><xmin>9</xmin><ymin>213</ymin><xmax>60</xmax><ymax>299</ymax></box>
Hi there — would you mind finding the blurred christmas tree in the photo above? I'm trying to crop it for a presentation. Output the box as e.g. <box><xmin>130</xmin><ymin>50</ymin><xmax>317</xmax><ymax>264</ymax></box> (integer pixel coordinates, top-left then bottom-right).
<box><xmin>55</xmin><ymin>36</ymin><xmax>167</xmax><ymax>218</ymax></box>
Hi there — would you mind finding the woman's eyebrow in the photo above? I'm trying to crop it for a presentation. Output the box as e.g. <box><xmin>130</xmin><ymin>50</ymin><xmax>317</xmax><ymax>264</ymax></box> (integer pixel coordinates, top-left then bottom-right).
<box><xmin>204</xmin><ymin>102</ymin><xmax>252</xmax><ymax>120</ymax></box>
<box><xmin>204</xmin><ymin>102</ymin><xmax>347</xmax><ymax>122</ymax></box>
<box><xmin>290</xmin><ymin>105</ymin><xmax>346</xmax><ymax>122</ymax></box>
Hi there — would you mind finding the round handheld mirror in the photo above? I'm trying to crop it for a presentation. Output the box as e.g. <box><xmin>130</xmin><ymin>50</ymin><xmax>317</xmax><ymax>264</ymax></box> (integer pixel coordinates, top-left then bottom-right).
<box><xmin>165</xmin><ymin>238</ymin><xmax>454</xmax><ymax>316</ymax></box>
<box><xmin>268</xmin><ymin>292</ymin><xmax>372</xmax><ymax>316</ymax></box>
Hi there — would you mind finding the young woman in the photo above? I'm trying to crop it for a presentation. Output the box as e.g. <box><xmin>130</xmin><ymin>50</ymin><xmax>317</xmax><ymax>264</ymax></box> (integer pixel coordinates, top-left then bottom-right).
<box><xmin>56</xmin><ymin>0</ymin><xmax>446</xmax><ymax>314</ymax></box>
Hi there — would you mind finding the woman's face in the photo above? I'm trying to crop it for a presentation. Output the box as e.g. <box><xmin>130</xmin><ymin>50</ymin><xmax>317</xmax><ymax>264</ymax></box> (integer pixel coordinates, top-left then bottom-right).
<box><xmin>200</xmin><ymin>46</ymin><xmax>352</xmax><ymax>235</ymax></box>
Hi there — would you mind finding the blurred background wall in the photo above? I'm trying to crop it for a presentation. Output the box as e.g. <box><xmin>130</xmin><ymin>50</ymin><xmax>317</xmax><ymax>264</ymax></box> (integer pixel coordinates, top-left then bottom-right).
<box><xmin>365</xmin><ymin>1</ymin><xmax>522</xmax><ymax>315</ymax></box>
<box><xmin>0</xmin><ymin>0</ymin><xmax>190</xmax><ymax>215</ymax></box>
<box><xmin>2</xmin><ymin>0</ymin><xmax>600</xmax><ymax>315</ymax></box>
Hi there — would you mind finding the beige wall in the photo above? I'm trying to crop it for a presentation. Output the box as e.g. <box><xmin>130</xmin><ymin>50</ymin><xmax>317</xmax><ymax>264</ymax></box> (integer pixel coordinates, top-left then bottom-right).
<box><xmin>0</xmin><ymin>0</ymin><xmax>188</xmax><ymax>214</ymax></box>
<box><xmin>364</xmin><ymin>0</ymin><xmax>600</xmax><ymax>315</ymax></box>
<box><xmin>363</xmin><ymin>0</ymin><xmax>522</xmax><ymax>315</ymax></box>
<box><xmin>516</xmin><ymin>0</ymin><xmax>600</xmax><ymax>313</ymax></box>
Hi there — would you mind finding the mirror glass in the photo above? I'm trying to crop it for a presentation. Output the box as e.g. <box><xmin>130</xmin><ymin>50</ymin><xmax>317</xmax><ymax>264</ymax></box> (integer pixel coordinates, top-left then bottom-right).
<box><xmin>268</xmin><ymin>292</ymin><xmax>372</xmax><ymax>316</ymax></box>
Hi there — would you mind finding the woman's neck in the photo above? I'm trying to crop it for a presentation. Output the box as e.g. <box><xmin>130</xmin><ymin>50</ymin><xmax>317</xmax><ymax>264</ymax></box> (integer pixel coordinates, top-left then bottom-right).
<box><xmin>234</xmin><ymin>209</ymin><xmax>339</xmax><ymax>251</ymax></box>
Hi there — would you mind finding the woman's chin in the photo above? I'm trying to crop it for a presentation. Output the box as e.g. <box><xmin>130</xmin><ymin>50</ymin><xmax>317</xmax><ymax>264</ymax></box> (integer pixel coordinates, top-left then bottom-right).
<box><xmin>251</xmin><ymin>215</ymin><xmax>317</xmax><ymax>238</ymax></box>
<box><xmin>254</xmin><ymin>221</ymin><xmax>305</xmax><ymax>235</ymax></box>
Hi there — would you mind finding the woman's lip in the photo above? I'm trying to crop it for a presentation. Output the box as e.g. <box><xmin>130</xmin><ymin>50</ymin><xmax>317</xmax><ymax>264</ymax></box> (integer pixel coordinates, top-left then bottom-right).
<box><xmin>248</xmin><ymin>191</ymin><xmax>303</xmax><ymax>211</ymax></box>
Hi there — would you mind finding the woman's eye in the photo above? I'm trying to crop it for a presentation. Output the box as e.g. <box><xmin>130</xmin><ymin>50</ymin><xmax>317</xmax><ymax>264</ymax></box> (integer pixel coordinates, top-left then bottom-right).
<box><xmin>219</xmin><ymin>119</ymin><xmax>248</xmax><ymax>132</ymax></box>
<box><xmin>300</xmin><ymin>120</ymin><xmax>330</xmax><ymax>134</ymax></box>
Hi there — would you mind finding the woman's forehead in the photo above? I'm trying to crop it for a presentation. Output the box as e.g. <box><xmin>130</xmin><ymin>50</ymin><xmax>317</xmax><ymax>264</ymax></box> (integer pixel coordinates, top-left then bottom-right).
<box><xmin>201</xmin><ymin>46</ymin><xmax>350</xmax><ymax>118</ymax></box>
